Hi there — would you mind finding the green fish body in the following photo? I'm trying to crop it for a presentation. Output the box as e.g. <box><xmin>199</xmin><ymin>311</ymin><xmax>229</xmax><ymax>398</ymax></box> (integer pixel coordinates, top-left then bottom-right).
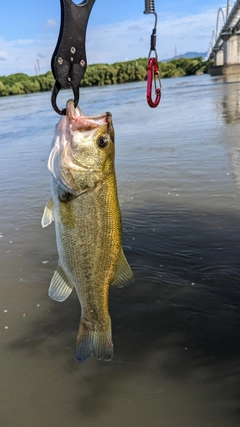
<box><xmin>42</xmin><ymin>100</ymin><xmax>133</xmax><ymax>362</ymax></box>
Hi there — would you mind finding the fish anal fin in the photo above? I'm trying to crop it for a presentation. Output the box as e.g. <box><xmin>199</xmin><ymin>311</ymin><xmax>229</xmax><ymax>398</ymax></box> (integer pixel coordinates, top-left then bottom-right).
<box><xmin>41</xmin><ymin>198</ymin><xmax>54</xmax><ymax>228</ymax></box>
<box><xmin>111</xmin><ymin>250</ymin><xmax>134</xmax><ymax>288</ymax></box>
<box><xmin>48</xmin><ymin>264</ymin><xmax>74</xmax><ymax>302</ymax></box>
<box><xmin>74</xmin><ymin>316</ymin><xmax>113</xmax><ymax>363</ymax></box>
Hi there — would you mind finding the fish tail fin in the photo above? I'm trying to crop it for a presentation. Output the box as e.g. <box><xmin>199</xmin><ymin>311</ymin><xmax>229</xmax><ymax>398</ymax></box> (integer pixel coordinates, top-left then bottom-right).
<box><xmin>74</xmin><ymin>316</ymin><xmax>113</xmax><ymax>363</ymax></box>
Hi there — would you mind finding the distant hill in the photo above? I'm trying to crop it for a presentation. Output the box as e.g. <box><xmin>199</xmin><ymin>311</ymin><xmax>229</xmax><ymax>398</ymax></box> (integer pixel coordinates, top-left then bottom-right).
<box><xmin>162</xmin><ymin>52</ymin><xmax>207</xmax><ymax>62</ymax></box>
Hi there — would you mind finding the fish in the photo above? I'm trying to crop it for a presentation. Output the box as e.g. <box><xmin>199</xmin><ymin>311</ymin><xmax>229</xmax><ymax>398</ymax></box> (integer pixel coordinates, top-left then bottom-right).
<box><xmin>41</xmin><ymin>100</ymin><xmax>134</xmax><ymax>362</ymax></box>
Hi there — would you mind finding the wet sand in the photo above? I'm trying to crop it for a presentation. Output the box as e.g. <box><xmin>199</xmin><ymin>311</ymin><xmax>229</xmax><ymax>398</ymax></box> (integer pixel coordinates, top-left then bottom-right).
<box><xmin>1</xmin><ymin>76</ymin><xmax>240</xmax><ymax>426</ymax></box>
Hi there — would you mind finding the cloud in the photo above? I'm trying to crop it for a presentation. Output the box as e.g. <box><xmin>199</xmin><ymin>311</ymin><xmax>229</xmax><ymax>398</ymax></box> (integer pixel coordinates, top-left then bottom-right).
<box><xmin>86</xmin><ymin>10</ymin><xmax>216</xmax><ymax>63</ymax></box>
<box><xmin>0</xmin><ymin>36</ymin><xmax>54</xmax><ymax>75</ymax></box>
<box><xmin>37</xmin><ymin>53</ymin><xmax>46</xmax><ymax>59</ymax></box>
<box><xmin>45</xmin><ymin>19</ymin><xmax>56</xmax><ymax>29</ymax></box>
<box><xmin>0</xmin><ymin>56</ymin><xmax>6</xmax><ymax>60</ymax></box>
<box><xmin>127</xmin><ymin>25</ymin><xmax>141</xmax><ymax>31</ymax></box>
<box><xmin>0</xmin><ymin>9</ymin><xmax>217</xmax><ymax>76</ymax></box>
<box><xmin>15</xmin><ymin>39</ymin><xmax>34</xmax><ymax>46</ymax></box>
<box><xmin>85</xmin><ymin>11</ymin><xmax>215</xmax><ymax>64</ymax></box>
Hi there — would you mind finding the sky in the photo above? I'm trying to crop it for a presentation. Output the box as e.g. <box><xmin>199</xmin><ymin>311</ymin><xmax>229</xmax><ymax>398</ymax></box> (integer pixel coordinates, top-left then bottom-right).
<box><xmin>0</xmin><ymin>0</ymin><xmax>227</xmax><ymax>76</ymax></box>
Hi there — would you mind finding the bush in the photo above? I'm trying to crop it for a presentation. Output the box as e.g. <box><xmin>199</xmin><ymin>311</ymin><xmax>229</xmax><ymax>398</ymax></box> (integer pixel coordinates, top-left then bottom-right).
<box><xmin>9</xmin><ymin>83</ymin><xmax>25</xmax><ymax>95</ymax></box>
<box><xmin>0</xmin><ymin>58</ymin><xmax>212</xmax><ymax>97</ymax></box>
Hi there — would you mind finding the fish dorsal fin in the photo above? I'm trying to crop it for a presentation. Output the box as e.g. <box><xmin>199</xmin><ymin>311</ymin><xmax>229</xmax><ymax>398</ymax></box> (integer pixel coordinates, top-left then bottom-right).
<box><xmin>111</xmin><ymin>250</ymin><xmax>134</xmax><ymax>288</ymax></box>
<box><xmin>48</xmin><ymin>264</ymin><xmax>74</xmax><ymax>302</ymax></box>
<box><xmin>41</xmin><ymin>198</ymin><xmax>54</xmax><ymax>228</ymax></box>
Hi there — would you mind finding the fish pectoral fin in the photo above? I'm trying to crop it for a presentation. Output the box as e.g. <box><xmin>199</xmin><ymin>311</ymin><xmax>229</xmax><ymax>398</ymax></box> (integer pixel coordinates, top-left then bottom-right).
<box><xmin>111</xmin><ymin>250</ymin><xmax>134</xmax><ymax>288</ymax></box>
<box><xmin>48</xmin><ymin>264</ymin><xmax>74</xmax><ymax>302</ymax></box>
<box><xmin>41</xmin><ymin>198</ymin><xmax>54</xmax><ymax>228</ymax></box>
<box><xmin>56</xmin><ymin>174</ymin><xmax>95</xmax><ymax>202</ymax></box>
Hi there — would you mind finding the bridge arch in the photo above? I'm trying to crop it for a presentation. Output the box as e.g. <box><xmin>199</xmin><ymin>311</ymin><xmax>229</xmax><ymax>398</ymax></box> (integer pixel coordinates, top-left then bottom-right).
<box><xmin>212</xmin><ymin>30</ymin><xmax>216</xmax><ymax>48</ymax></box>
<box><xmin>226</xmin><ymin>0</ymin><xmax>231</xmax><ymax>16</ymax></box>
<box><xmin>216</xmin><ymin>7</ymin><xmax>226</xmax><ymax>39</ymax></box>
<box><xmin>206</xmin><ymin>41</ymin><xmax>213</xmax><ymax>60</ymax></box>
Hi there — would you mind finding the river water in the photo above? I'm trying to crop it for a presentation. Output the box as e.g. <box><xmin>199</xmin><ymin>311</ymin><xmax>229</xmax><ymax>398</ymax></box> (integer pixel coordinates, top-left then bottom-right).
<box><xmin>1</xmin><ymin>75</ymin><xmax>240</xmax><ymax>426</ymax></box>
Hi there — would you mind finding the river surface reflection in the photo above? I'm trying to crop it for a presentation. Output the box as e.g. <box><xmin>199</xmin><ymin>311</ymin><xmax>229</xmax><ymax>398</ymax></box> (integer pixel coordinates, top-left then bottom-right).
<box><xmin>0</xmin><ymin>75</ymin><xmax>240</xmax><ymax>426</ymax></box>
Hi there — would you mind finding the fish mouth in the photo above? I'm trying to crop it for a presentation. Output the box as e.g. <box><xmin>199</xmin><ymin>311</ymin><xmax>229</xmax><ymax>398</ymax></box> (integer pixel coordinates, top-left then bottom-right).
<box><xmin>66</xmin><ymin>99</ymin><xmax>84</xmax><ymax>118</ymax></box>
<box><xmin>66</xmin><ymin>100</ymin><xmax>112</xmax><ymax>132</ymax></box>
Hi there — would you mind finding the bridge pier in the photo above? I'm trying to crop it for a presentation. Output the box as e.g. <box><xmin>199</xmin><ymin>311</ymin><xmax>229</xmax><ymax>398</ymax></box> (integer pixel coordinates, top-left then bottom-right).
<box><xmin>214</xmin><ymin>49</ymin><xmax>224</xmax><ymax>66</ymax></box>
<box><xmin>223</xmin><ymin>34</ymin><xmax>240</xmax><ymax>64</ymax></box>
<box><xmin>209</xmin><ymin>34</ymin><xmax>240</xmax><ymax>76</ymax></box>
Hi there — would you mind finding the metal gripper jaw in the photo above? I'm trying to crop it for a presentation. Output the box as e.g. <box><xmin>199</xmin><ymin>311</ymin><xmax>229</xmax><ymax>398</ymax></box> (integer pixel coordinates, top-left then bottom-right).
<box><xmin>51</xmin><ymin>0</ymin><xmax>96</xmax><ymax>115</ymax></box>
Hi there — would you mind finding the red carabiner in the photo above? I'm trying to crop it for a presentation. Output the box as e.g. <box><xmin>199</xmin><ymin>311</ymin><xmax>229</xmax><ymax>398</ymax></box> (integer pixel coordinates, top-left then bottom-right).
<box><xmin>147</xmin><ymin>57</ymin><xmax>161</xmax><ymax>108</ymax></box>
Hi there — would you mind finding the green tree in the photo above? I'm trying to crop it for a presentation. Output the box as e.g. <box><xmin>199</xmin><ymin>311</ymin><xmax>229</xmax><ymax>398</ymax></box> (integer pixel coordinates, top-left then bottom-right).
<box><xmin>21</xmin><ymin>79</ymin><xmax>40</xmax><ymax>93</ymax></box>
<box><xmin>37</xmin><ymin>72</ymin><xmax>54</xmax><ymax>91</ymax></box>
<box><xmin>0</xmin><ymin>81</ymin><xmax>5</xmax><ymax>96</ymax></box>
<box><xmin>0</xmin><ymin>57</ymin><xmax>213</xmax><ymax>97</ymax></box>
<box><xmin>9</xmin><ymin>82</ymin><xmax>25</xmax><ymax>95</ymax></box>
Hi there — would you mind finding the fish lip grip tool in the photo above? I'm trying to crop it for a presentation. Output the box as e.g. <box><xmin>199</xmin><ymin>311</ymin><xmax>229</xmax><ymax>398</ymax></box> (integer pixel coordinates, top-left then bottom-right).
<box><xmin>144</xmin><ymin>0</ymin><xmax>162</xmax><ymax>108</ymax></box>
<box><xmin>51</xmin><ymin>0</ymin><xmax>96</xmax><ymax>115</ymax></box>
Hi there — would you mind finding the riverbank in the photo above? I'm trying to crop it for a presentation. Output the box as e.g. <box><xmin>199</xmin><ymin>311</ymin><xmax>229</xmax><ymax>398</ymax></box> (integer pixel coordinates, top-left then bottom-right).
<box><xmin>0</xmin><ymin>57</ymin><xmax>213</xmax><ymax>97</ymax></box>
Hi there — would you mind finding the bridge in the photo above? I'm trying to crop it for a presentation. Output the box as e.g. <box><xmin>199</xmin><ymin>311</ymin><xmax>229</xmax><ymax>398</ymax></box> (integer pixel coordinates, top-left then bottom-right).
<box><xmin>207</xmin><ymin>0</ymin><xmax>240</xmax><ymax>76</ymax></box>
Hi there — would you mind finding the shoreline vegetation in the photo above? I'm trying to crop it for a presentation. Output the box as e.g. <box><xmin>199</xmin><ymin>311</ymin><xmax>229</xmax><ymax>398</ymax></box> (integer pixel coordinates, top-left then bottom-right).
<box><xmin>0</xmin><ymin>57</ymin><xmax>213</xmax><ymax>97</ymax></box>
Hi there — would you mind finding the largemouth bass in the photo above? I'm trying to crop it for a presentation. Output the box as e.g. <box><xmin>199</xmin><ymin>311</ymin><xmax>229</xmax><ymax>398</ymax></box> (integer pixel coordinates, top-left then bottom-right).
<box><xmin>42</xmin><ymin>100</ymin><xmax>133</xmax><ymax>362</ymax></box>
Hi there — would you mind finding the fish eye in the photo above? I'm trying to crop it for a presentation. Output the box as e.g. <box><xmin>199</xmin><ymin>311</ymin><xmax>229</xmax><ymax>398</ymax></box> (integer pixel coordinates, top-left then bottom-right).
<box><xmin>97</xmin><ymin>136</ymin><xmax>108</xmax><ymax>148</ymax></box>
